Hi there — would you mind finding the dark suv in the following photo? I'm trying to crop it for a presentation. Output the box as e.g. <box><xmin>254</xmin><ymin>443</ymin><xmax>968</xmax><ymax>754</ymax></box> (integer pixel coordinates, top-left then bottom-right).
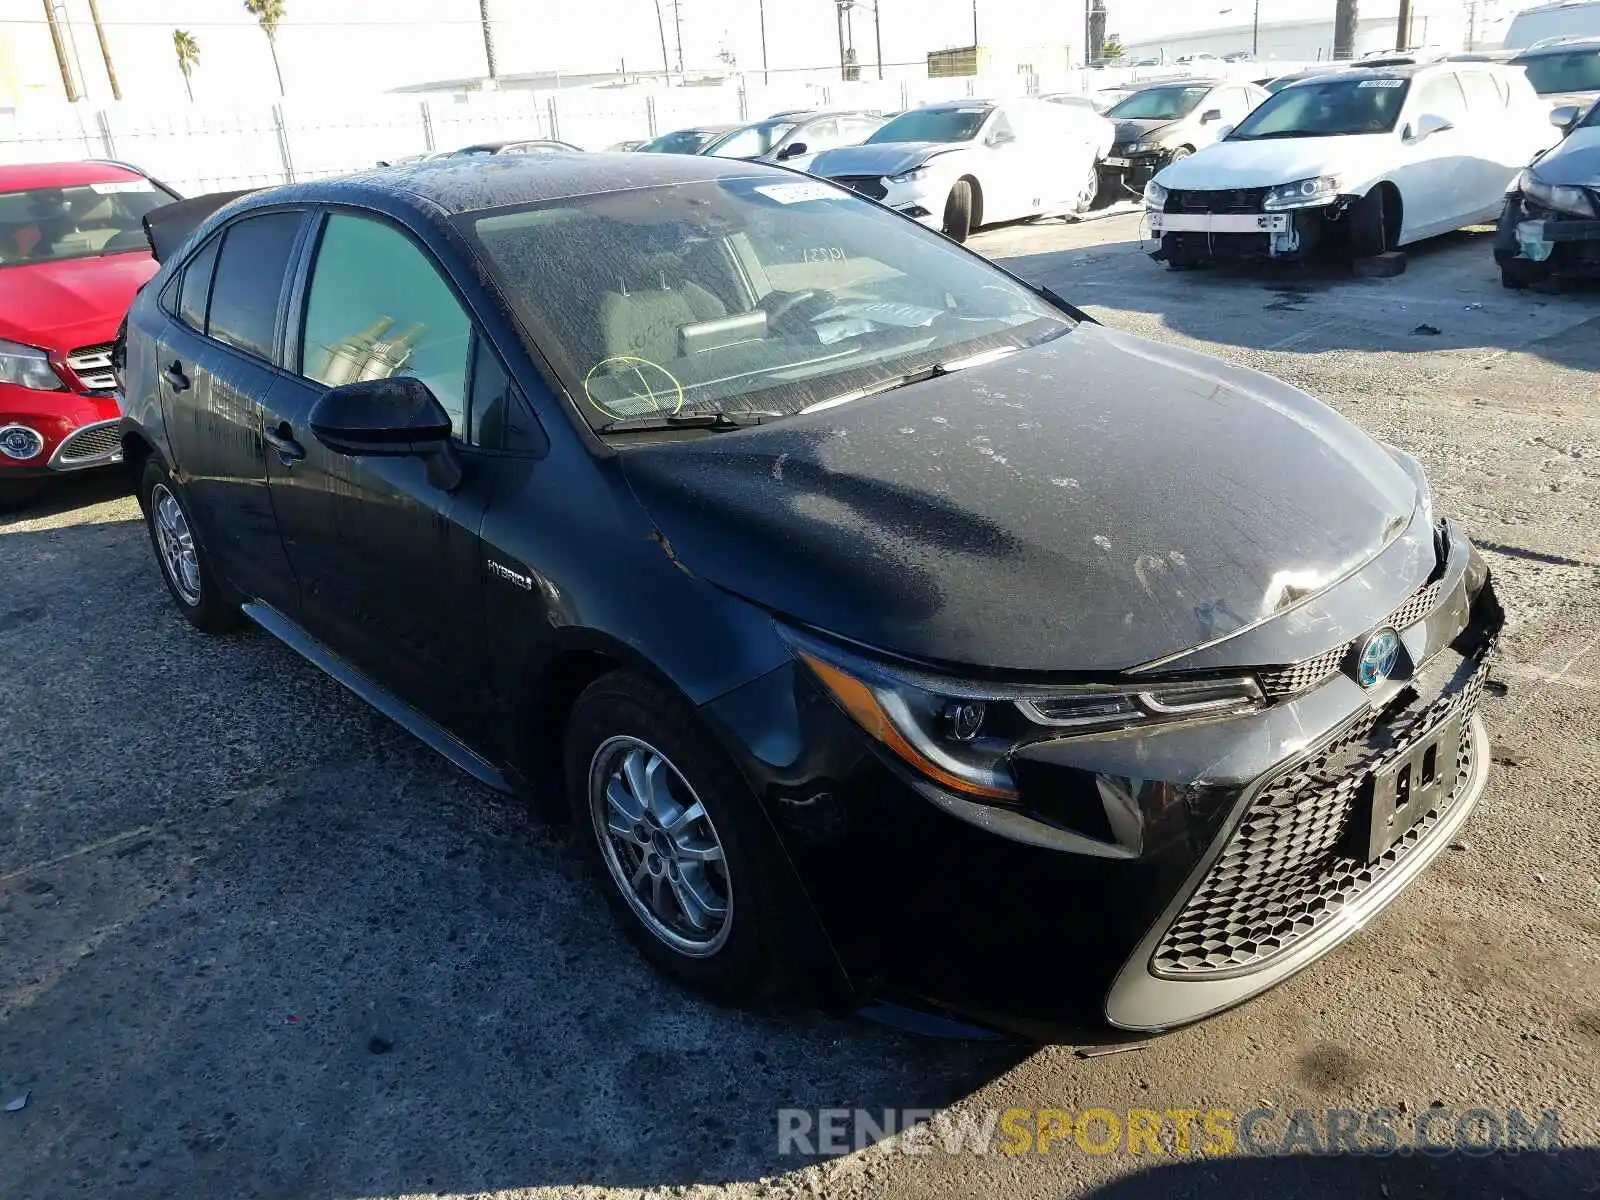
<box><xmin>119</xmin><ymin>154</ymin><xmax>1502</xmax><ymax>1036</ymax></box>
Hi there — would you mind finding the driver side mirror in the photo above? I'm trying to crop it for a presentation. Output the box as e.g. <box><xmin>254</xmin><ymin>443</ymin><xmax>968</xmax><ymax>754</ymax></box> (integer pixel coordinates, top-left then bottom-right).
<box><xmin>1549</xmin><ymin>104</ymin><xmax>1580</xmax><ymax>132</ymax></box>
<box><xmin>987</xmin><ymin>129</ymin><xmax>1016</xmax><ymax>147</ymax></box>
<box><xmin>1408</xmin><ymin>112</ymin><xmax>1454</xmax><ymax>141</ymax></box>
<box><xmin>1215</xmin><ymin>123</ymin><xmax>1236</xmax><ymax>140</ymax></box>
<box><xmin>776</xmin><ymin>141</ymin><xmax>808</xmax><ymax>161</ymax></box>
<box><xmin>1199</xmin><ymin>108</ymin><xmax>1223</xmax><ymax>124</ymax></box>
<box><xmin>309</xmin><ymin>376</ymin><xmax>462</xmax><ymax>490</ymax></box>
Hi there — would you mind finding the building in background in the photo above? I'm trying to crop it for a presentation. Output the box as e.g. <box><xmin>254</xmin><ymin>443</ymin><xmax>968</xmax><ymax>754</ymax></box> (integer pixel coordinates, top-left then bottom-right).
<box><xmin>1120</xmin><ymin>5</ymin><xmax>1469</xmax><ymax>64</ymax></box>
<box><xmin>927</xmin><ymin>43</ymin><xmax>1074</xmax><ymax>78</ymax></box>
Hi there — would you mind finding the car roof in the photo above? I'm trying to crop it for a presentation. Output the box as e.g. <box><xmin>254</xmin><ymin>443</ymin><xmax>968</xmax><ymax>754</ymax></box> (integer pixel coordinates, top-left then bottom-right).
<box><xmin>245</xmin><ymin>152</ymin><xmax>804</xmax><ymax>219</ymax></box>
<box><xmin>1513</xmin><ymin>36</ymin><xmax>1600</xmax><ymax>56</ymax></box>
<box><xmin>0</xmin><ymin>160</ymin><xmax>148</xmax><ymax>190</ymax></box>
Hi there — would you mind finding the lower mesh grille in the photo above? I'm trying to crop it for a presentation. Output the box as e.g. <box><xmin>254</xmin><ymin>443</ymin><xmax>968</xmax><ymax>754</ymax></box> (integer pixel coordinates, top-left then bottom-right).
<box><xmin>1153</xmin><ymin>660</ymin><xmax>1490</xmax><ymax>978</ymax></box>
<box><xmin>54</xmin><ymin>421</ymin><xmax>123</xmax><ymax>465</ymax></box>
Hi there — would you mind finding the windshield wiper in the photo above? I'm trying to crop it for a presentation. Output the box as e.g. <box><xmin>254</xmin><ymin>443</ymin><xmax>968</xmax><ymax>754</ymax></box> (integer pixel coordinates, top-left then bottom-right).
<box><xmin>800</xmin><ymin>346</ymin><xmax>1023</xmax><ymax>415</ymax></box>
<box><xmin>598</xmin><ymin>409</ymin><xmax>782</xmax><ymax>434</ymax></box>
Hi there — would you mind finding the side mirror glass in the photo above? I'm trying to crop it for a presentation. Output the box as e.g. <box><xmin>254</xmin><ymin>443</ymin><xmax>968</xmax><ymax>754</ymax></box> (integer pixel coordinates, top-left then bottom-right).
<box><xmin>309</xmin><ymin>376</ymin><xmax>462</xmax><ymax>489</ymax></box>
<box><xmin>1215</xmin><ymin>123</ymin><xmax>1236</xmax><ymax>141</ymax></box>
<box><xmin>1412</xmin><ymin>112</ymin><xmax>1454</xmax><ymax>140</ymax></box>
<box><xmin>776</xmin><ymin>141</ymin><xmax>808</xmax><ymax>160</ymax></box>
<box><xmin>1549</xmin><ymin>104</ymin><xmax>1580</xmax><ymax>131</ymax></box>
<box><xmin>1200</xmin><ymin>108</ymin><xmax>1223</xmax><ymax>124</ymax></box>
<box><xmin>987</xmin><ymin>130</ymin><xmax>1016</xmax><ymax>147</ymax></box>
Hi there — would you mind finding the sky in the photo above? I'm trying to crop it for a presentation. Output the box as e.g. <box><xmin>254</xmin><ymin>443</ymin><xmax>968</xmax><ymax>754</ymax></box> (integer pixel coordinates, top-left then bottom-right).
<box><xmin>1</xmin><ymin>0</ymin><xmax>1498</xmax><ymax>105</ymax></box>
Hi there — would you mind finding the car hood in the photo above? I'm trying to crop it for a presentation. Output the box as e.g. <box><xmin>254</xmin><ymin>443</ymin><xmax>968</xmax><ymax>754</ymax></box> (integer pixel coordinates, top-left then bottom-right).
<box><xmin>811</xmin><ymin>141</ymin><xmax>968</xmax><ymax>178</ymax></box>
<box><xmin>1532</xmin><ymin>124</ymin><xmax>1600</xmax><ymax>185</ymax></box>
<box><xmin>0</xmin><ymin>251</ymin><xmax>158</xmax><ymax>351</ymax></box>
<box><xmin>1156</xmin><ymin>134</ymin><xmax>1392</xmax><ymax>188</ymax></box>
<box><xmin>620</xmin><ymin>323</ymin><xmax>1418</xmax><ymax>674</ymax></box>
<box><xmin>1113</xmin><ymin>117</ymin><xmax>1180</xmax><ymax>144</ymax></box>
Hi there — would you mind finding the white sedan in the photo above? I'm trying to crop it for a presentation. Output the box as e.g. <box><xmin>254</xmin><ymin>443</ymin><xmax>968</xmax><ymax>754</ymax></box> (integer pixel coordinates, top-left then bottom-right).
<box><xmin>810</xmin><ymin>99</ymin><xmax>1114</xmax><ymax>242</ymax></box>
<box><xmin>1142</xmin><ymin>62</ymin><xmax>1561</xmax><ymax>267</ymax></box>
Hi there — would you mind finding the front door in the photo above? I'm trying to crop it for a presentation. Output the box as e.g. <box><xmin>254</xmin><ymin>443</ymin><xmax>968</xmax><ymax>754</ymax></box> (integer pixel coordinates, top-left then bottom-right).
<box><xmin>264</xmin><ymin>210</ymin><xmax>492</xmax><ymax>740</ymax></box>
<box><xmin>1393</xmin><ymin>72</ymin><xmax>1474</xmax><ymax>239</ymax></box>
<box><xmin>157</xmin><ymin>209</ymin><xmax>306</xmax><ymax>613</ymax></box>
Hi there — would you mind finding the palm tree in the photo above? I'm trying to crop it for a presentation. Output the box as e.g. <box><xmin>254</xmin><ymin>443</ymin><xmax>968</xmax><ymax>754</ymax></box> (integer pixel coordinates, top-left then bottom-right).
<box><xmin>173</xmin><ymin>30</ymin><xmax>200</xmax><ymax>102</ymax></box>
<box><xmin>479</xmin><ymin>0</ymin><xmax>498</xmax><ymax>81</ymax></box>
<box><xmin>244</xmin><ymin>0</ymin><xmax>287</xmax><ymax>96</ymax></box>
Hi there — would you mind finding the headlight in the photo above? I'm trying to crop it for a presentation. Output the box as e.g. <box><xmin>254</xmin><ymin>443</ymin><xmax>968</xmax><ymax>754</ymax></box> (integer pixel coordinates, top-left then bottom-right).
<box><xmin>1520</xmin><ymin>171</ymin><xmax>1594</xmax><ymax>217</ymax></box>
<box><xmin>1144</xmin><ymin>180</ymin><xmax>1169</xmax><ymax>209</ymax></box>
<box><xmin>786</xmin><ymin>629</ymin><xmax>1264</xmax><ymax>804</ymax></box>
<box><xmin>0</xmin><ymin>424</ymin><xmax>46</xmax><ymax>461</ymax></box>
<box><xmin>0</xmin><ymin>339</ymin><xmax>65</xmax><ymax>392</ymax></box>
<box><xmin>1263</xmin><ymin>175</ymin><xmax>1344</xmax><ymax>211</ymax></box>
<box><xmin>887</xmin><ymin>165</ymin><xmax>931</xmax><ymax>185</ymax></box>
<box><xmin>1125</xmin><ymin>141</ymin><xmax>1162</xmax><ymax>155</ymax></box>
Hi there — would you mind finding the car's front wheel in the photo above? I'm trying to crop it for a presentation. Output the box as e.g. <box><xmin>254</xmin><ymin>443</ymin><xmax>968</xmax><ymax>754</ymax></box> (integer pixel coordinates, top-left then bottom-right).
<box><xmin>943</xmin><ymin>180</ymin><xmax>975</xmax><ymax>242</ymax></box>
<box><xmin>139</xmin><ymin>458</ymin><xmax>240</xmax><ymax>632</ymax></box>
<box><xmin>1075</xmin><ymin>163</ymin><xmax>1100</xmax><ymax>213</ymax></box>
<box><xmin>564</xmin><ymin>669</ymin><xmax>790</xmax><ymax>1007</ymax></box>
<box><xmin>1499</xmin><ymin>257</ymin><xmax>1551</xmax><ymax>290</ymax></box>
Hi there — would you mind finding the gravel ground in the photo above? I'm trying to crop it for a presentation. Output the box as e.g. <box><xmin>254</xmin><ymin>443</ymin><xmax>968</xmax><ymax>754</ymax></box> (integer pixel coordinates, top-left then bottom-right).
<box><xmin>1</xmin><ymin>213</ymin><xmax>1597</xmax><ymax>1200</ymax></box>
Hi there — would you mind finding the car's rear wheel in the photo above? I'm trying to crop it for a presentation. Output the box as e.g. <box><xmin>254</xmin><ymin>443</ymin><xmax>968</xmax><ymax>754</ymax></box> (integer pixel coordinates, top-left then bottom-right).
<box><xmin>564</xmin><ymin>669</ymin><xmax>789</xmax><ymax>1006</ymax></box>
<box><xmin>139</xmin><ymin>458</ymin><xmax>240</xmax><ymax>632</ymax></box>
<box><xmin>943</xmin><ymin>180</ymin><xmax>974</xmax><ymax>242</ymax></box>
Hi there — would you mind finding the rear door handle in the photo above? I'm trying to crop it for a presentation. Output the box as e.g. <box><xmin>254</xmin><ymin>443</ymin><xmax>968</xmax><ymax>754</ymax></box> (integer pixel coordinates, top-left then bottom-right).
<box><xmin>263</xmin><ymin>423</ymin><xmax>305</xmax><ymax>464</ymax></box>
<box><xmin>162</xmin><ymin>360</ymin><xmax>190</xmax><ymax>392</ymax></box>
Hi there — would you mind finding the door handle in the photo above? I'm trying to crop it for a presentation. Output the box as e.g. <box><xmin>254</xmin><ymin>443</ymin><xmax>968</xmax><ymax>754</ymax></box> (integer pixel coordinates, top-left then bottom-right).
<box><xmin>263</xmin><ymin>423</ymin><xmax>305</xmax><ymax>464</ymax></box>
<box><xmin>163</xmin><ymin>360</ymin><xmax>190</xmax><ymax>392</ymax></box>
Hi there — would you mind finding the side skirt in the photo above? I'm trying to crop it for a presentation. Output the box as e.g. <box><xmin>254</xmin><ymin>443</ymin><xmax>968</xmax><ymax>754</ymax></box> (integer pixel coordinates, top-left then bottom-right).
<box><xmin>240</xmin><ymin>600</ymin><xmax>513</xmax><ymax>795</ymax></box>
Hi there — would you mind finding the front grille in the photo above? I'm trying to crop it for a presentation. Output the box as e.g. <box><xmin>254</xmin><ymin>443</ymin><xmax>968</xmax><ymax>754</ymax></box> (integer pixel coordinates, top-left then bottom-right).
<box><xmin>66</xmin><ymin>342</ymin><xmax>116</xmax><ymax>391</ymax></box>
<box><xmin>1166</xmin><ymin>187</ymin><xmax>1272</xmax><ymax>214</ymax></box>
<box><xmin>53</xmin><ymin>420</ymin><xmax>122</xmax><ymax>466</ymax></box>
<box><xmin>1153</xmin><ymin>658</ymin><xmax>1490</xmax><ymax>978</ymax></box>
<box><xmin>831</xmin><ymin>174</ymin><xmax>888</xmax><ymax>201</ymax></box>
<box><xmin>1257</xmin><ymin>581</ymin><xmax>1445</xmax><ymax>700</ymax></box>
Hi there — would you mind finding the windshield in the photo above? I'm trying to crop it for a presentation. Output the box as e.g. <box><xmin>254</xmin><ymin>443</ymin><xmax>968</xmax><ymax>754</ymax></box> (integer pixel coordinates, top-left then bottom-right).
<box><xmin>641</xmin><ymin>129</ymin><xmax>719</xmax><ymax>154</ymax></box>
<box><xmin>705</xmin><ymin>121</ymin><xmax>798</xmax><ymax>158</ymax></box>
<box><xmin>1230</xmin><ymin>77</ymin><xmax>1411</xmax><ymax>139</ymax></box>
<box><xmin>867</xmin><ymin>106</ymin><xmax>991</xmax><ymax>144</ymax></box>
<box><xmin>1517</xmin><ymin>51</ymin><xmax>1600</xmax><ymax>95</ymax></box>
<box><xmin>1106</xmin><ymin>85</ymin><xmax>1212</xmax><ymax>121</ymax></box>
<box><xmin>465</xmin><ymin>177</ymin><xmax>1072</xmax><ymax>432</ymax></box>
<box><xmin>0</xmin><ymin>179</ymin><xmax>172</xmax><ymax>267</ymax></box>
<box><xmin>1583</xmin><ymin>99</ymin><xmax>1600</xmax><ymax>128</ymax></box>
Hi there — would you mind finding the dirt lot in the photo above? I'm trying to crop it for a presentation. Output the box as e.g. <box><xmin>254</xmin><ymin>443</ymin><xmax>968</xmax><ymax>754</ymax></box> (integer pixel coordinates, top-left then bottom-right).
<box><xmin>2</xmin><ymin>212</ymin><xmax>1598</xmax><ymax>1199</ymax></box>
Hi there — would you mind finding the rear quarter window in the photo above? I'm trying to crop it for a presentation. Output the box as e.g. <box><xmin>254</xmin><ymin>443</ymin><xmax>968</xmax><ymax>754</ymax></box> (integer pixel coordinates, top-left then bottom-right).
<box><xmin>206</xmin><ymin>211</ymin><xmax>304</xmax><ymax>361</ymax></box>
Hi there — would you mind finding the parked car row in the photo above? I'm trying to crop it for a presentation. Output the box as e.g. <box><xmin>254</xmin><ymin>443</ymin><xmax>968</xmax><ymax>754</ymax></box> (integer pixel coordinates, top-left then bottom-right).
<box><xmin>1139</xmin><ymin>60</ymin><xmax>1595</xmax><ymax>287</ymax></box>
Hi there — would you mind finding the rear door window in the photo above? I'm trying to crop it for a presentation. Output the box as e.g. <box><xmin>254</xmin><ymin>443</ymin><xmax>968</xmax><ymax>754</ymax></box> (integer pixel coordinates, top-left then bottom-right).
<box><xmin>177</xmin><ymin>236</ymin><xmax>219</xmax><ymax>333</ymax></box>
<box><xmin>1414</xmin><ymin>73</ymin><xmax>1468</xmax><ymax>123</ymax></box>
<box><xmin>206</xmin><ymin>211</ymin><xmax>305</xmax><ymax>360</ymax></box>
<box><xmin>1457</xmin><ymin>70</ymin><xmax>1507</xmax><ymax>112</ymax></box>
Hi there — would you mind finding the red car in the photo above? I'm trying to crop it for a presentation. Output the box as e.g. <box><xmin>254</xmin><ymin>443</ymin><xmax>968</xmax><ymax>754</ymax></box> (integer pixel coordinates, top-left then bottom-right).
<box><xmin>0</xmin><ymin>160</ymin><xmax>177</xmax><ymax>508</ymax></box>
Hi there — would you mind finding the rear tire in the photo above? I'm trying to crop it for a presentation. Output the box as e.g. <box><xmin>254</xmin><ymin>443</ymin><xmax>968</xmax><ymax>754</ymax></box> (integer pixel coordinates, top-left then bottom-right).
<box><xmin>943</xmin><ymin>180</ymin><xmax>974</xmax><ymax>242</ymax></box>
<box><xmin>564</xmin><ymin>669</ymin><xmax>791</xmax><ymax>1007</ymax></box>
<box><xmin>138</xmin><ymin>458</ymin><xmax>241</xmax><ymax>633</ymax></box>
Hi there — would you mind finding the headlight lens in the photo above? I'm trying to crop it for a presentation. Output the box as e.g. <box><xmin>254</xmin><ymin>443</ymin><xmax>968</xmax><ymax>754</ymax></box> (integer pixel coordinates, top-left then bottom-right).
<box><xmin>1520</xmin><ymin>171</ymin><xmax>1594</xmax><ymax>216</ymax></box>
<box><xmin>1125</xmin><ymin>141</ymin><xmax>1161</xmax><ymax>154</ymax></box>
<box><xmin>1144</xmin><ymin>180</ymin><xmax>1169</xmax><ymax>209</ymax></box>
<box><xmin>888</xmin><ymin>165</ymin><xmax>930</xmax><ymax>185</ymax></box>
<box><xmin>0</xmin><ymin>338</ymin><xmax>65</xmax><ymax>392</ymax></box>
<box><xmin>1263</xmin><ymin>175</ymin><xmax>1344</xmax><ymax>210</ymax></box>
<box><xmin>787</xmin><ymin>630</ymin><xmax>1264</xmax><ymax>804</ymax></box>
<box><xmin>0</xmin><ymin>424</ymin><xmax>46</xmax><ymax>461</ymax></box>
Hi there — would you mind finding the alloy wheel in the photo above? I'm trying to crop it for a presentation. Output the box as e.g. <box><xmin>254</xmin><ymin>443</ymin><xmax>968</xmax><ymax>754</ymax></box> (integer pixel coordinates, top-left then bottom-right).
<box><xmin>151</xmin><ymin>483</ymin><xmax>202</xmax><ymax>606</ymax></box>
<box><xmin>588</xmin><ymin>735</ymin><xmax>732</xmax><ymax>956</ymax></box>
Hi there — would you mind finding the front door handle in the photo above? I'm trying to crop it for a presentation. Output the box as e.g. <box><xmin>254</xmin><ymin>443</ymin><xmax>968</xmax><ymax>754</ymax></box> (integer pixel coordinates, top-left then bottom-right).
<box><xmin>263</xmin><ymin>423</ymin><xmax>305</xmax><ymax>464</ymax></box>
<box><xmin>163</xmin><ymin>360</ymin><xmax>190</xmax><ymax>392</ymax></box>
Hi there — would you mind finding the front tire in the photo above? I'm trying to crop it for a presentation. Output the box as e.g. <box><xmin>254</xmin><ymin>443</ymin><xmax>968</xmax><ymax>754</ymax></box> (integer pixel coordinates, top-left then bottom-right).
<box><xmin>564</xmin><ymin>670</ymin><xmax>790</xmax><ymax>1006</ymax></box>
<box><xmin>1500</xmin><ymin>257</ymin><xmax>1550</xmax><ymax>290</ymax></box>
<box><xmin>138</xmin><ymin>458</ymin><xmax>240</xmax><ymax>632</ymax></box>
<box><xmin>1076</xmin><ymin>164</ymin><xmax>1100</xmax><ymax>213</ymax></box>
<box><xmin>943</xmin><ymin>180</ymin><xmax>974</xmax><ymax>242</ymax></box>
<box><xmin>1349</xmin><ymin>186</ymin><xmax>1391</xmax><ymax>259</ymax></box>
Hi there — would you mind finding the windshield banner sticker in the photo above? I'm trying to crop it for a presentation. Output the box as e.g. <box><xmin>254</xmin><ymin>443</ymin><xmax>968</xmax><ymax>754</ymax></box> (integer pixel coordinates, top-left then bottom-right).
<box><xmin>754</xmin><ymin>182</ymin><xmax>841</xmax><ymax>205</ymax></box>
<box><xmin>1358</xmin><ymin>79</ymin><xmax>1405</xmax><ymax>88</ymax></box>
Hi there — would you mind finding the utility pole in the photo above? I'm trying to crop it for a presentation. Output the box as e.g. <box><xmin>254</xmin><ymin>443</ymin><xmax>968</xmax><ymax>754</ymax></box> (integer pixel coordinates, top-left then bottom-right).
<box><xmin>836</xmin><ymin>0</ymin><xmax>848</xmax><ymax>79</ymax></box>
<box><xmin>1252</xmin><ymin>0</ymin><xmax>1262</xmax><ymax>56</ymax></box>
<box><xmin>653</xmin><ymin>0</ymin><xmax>671</xmax><ymax>81</ymax></box>
<box><xmin>671</xmin><ymin>0</ymin><xmax>685</xmax><ymax>75</ymax></box>
<box><xmin>873</xmin><ymin>1</ymin><xmax>882</xmax><ymax>80</ymax></box>
<box><xmin>86</xmin><ymin>0</ymin><xmax>120</xmax><ymax>100</ymax></box>
<box><xmin>971</xmin><ymin>0</ymin><xmax>979</xmax><ymax>46</ymax></box>
<box><xmin>42</xmin><ymin>0</ymin><xmax>77</xmax><ymax>101</ymax></box>
<box><xmin>758</xmin><ymin>0</ymin><xmax>768</xmax><ymax>84</ymax></box>
<box><xmin>1333</xmin><ymin>0</ymin><xmax>1359</xmax><ymax>60</ymax></box>
<box><xmin>1396</xmin><ymin>0</ymin><xmax>1413</xmax><ymax>48</ymax></box>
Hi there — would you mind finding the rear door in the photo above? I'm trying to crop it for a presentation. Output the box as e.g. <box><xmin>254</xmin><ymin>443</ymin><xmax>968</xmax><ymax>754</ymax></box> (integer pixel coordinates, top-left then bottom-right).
<box><xmin>1456</xmin><ymin>67</ymin><xmax>1528</xmax><ymax>215</ymax></box>
<box><xmin>262</xmin><ymin>208</ymin><xmax>495</xmax><ymax>739</ymax></box>
<box><xmin>157</xmin><ymin>208</ymin><xmax>308</xmax><ymax>612</ymax></box>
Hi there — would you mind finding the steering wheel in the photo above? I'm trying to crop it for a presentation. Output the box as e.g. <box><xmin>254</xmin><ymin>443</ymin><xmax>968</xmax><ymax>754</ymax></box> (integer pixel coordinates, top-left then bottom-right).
<box><xmin>760</xmin><ymin>288</ymin><xmax>834</xmax><ymax>335</ymax></box>
<box><xmin>100</xmin><ymin>228</ymin><xmax>149</xmax><ymax>255</ymax></box>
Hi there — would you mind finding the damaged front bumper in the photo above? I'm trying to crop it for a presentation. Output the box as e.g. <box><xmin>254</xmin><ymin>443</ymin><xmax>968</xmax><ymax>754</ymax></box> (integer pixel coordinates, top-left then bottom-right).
<box><xmin>1148</xmin><ymin>196</ymin><xmax>1355</xmax><ymax>264</ymax></box>
<box><xmin>1495</xmin><ymin>192</ymin><xmax>1600</xmax><ymax>277</ymax></box>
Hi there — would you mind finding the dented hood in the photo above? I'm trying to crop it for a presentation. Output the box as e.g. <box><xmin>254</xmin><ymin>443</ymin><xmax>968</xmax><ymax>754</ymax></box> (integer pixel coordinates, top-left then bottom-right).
<box><xmin>621</xmin><ymin>323</ymin><xmax>1417</xmax><ymax>673</ymax></box>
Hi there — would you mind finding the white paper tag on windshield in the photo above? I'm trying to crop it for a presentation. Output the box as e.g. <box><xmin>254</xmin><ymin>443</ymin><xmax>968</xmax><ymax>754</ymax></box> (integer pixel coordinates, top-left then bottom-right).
<box><xmin>88</xmin><ymin>180</ymin><xmax>156</xmax><ymax>194</ymax></box>
<box><xmin>754</xmin><ymin>182</ymin><xmax>840</xmax><ymax>205</ymax></box>
<box><xmin>1358</xmin><ymin>79</ymin><xmax>1405</xmax><ymax>88</ymax></box>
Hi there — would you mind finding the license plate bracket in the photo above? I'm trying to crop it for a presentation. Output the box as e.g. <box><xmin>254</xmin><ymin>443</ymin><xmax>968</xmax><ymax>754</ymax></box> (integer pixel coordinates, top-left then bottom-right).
<box><xmin>1104</xmin><ymin>156</ymin><xmax>1132</xmax><ymax>167</ymax></box>
<box><xmin>1360</xmin><ymin>714</ymin><xmax>1465</xmax><ymax>862</ymax></box>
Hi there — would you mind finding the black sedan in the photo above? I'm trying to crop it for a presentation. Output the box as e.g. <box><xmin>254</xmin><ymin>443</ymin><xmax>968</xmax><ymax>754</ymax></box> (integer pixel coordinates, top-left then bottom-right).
<box><xmin>118</xmin><ymin>154</ymin><xmax>1503</xmax><ymax>1036</ymax></box>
